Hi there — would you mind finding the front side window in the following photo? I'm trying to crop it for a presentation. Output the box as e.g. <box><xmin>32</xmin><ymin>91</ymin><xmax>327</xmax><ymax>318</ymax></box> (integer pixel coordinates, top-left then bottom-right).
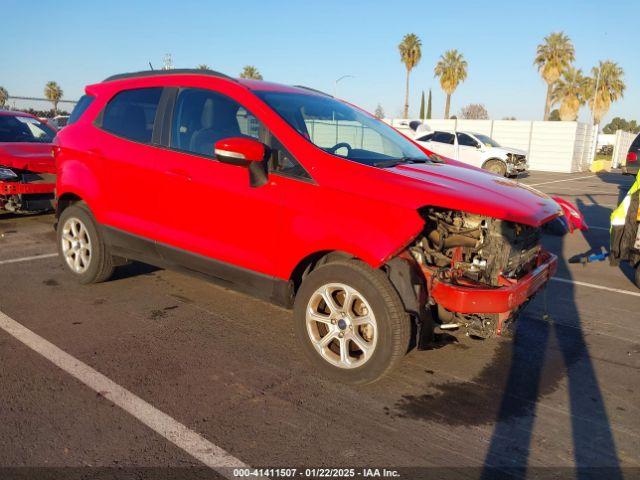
<box><xmin>0</xmin><ymin>115</ymin><xmax>56</xmax><ymax>143</ymax></box>
<box><xmin>417</xmin><ymin>133</ymin><xmax>434</xmax><ymax>142</ymax></box>
<box><xmin>457</xmin><ymin>133</ymin><xmax>479</xmax><ymax>147</ymax></box>
<box><xmin>101</xmin><ymin>88</ymin><xmax>162</xmax><ymax>143</ymax></box>
<box><xmin>171</xmin><ymin>88</ymin><xmax>264</xmax><ymax>157</ymax></box>
<box><xmin>474</xmin><ymin>134</ymin><xmax>501</xmax><ymax>148</ymax></box>
<box><xmin>255</xmin><ymin>91</ymin><xmax>429</xmax><ymax>166</ymax></box>
<box><xmin>432</xmin><ymin>132</ymin><xmax>455</xmax><ymax>144</ymax></box>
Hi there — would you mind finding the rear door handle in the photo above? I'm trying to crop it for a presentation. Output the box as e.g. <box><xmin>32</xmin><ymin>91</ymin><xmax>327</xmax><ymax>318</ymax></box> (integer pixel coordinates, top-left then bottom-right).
<box><xmin>165</xmin><ymin>168</ymin><xmax>191</xmax><ymax>181</ymax></box>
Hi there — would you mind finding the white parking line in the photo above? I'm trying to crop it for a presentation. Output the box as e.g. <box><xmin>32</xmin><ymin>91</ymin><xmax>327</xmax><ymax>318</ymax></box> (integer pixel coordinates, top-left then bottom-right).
<box><xmin>588</xmin><ymin>226</ymin><xmax>610</xmax><ymax>231</ymax></box>
<box><xmin>527</xmin><ymin>175</ymin><xmax>596</xmax><ymax>187</ymax></box>
<box><xmin>0</xmin><ymin>311</ymin><xmax>261</xmax><ymax>479</ymax></box>
<box><xmin>551</xmin><ymin>277</ymin><xmax>640</xmax><ymax>297</ymax></box>
<box><xmin>0</xmin><ymin>253</ymin><xmax>58</xmax><ymax>265</ymax></box>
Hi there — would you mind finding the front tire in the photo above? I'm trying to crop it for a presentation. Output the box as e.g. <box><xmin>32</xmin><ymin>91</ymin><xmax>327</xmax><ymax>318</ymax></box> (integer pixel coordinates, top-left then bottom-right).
<box><xmin>293</xmin><ymin>259</ymin><xmax>411</xmax><ymax>385</ymax></box>
<box><xmin>57</xmin><ymin>203</ymin><xmax>114</xmax><ymax>284</ymax></box>
<box><xmin>483</xmin><ymin>159</ymin><xmax>507</xmax><ymax>176</ymax></box>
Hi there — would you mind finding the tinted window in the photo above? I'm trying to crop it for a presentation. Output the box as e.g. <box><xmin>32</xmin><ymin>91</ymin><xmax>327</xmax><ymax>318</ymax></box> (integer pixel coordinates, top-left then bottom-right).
<box><xmin>631</xmin><ymin>134</ymin><xmax>640</xmax><ymax>151</ymax></box>
<box><xmin>432</xmin><ymin>131</ymin><xmax>455</xmax><ymax>144</ymax></box>
<box><xmin>171</xmin><ymin>88</ymin><xmax>264</xmax><ymax>156</ymax></box>
<box><xmin>68</xmin><ymin>96</ymin><xmax>94</xmax><ymax>125</ymax></box>
<box><xmin>102</xmin><ymin>88</ymin><xmax>162</xmax><ymax>143</ymax></box>
<box><xmin>0</xmin><ymin>115</ymin><xmax>56</xmax><ymax>143</ymax></box>
<box><xmin>457</xmin><ymin>133</ymin><xmax>479</xmax><ymax>147</ymax></box>
<box><xmin>417</xmin><ymin>133</ymin><xmax>434</xmax><ymax>142</ymax></box>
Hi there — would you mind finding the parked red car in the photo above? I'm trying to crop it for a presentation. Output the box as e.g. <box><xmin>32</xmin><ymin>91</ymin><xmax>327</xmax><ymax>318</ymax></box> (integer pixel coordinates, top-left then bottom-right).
<box><xmin>0</xmin><ymin>111</ymin><xmax>57</xmax><ymax>213</ymax></box>
<box><xmin>55</xmin><ymin>70</ymin><xmax>564</xmax><ymax>383</ymax></box>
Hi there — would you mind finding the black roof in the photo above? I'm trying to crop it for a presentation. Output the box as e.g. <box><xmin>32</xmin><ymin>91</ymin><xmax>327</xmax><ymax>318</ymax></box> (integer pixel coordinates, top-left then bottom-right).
<box><xmin>103</xmin><ymin>69</ymin><xmax>235</xmax><ymax>83</ymax></box>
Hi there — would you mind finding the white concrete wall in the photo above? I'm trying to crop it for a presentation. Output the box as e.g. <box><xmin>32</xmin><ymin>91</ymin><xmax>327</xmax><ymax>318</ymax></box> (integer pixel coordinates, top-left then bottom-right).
<box><xmin>384</xmin><ymin>118</ymin><xmax>597</xmax><ymax>173</ymax></box>
<box><xmin>612</xmin><ymin>130</ymin><xmax>637</xmax><ymax>168</ymax></box>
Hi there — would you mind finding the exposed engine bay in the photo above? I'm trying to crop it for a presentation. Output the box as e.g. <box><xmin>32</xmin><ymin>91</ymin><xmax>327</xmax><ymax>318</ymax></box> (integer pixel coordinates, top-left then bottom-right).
<box><xmin>408</xmin><ymin>207</ymin><xmax>544</xmax><ymax>339</ymax></box>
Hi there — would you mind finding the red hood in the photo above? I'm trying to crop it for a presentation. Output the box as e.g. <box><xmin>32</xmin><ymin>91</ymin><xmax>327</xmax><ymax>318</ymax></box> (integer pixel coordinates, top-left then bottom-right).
<box><xmin>380</xmin><ymin>162</ymin><xmax>561</xmax><ymax>227</ymax></box>
<box><xmin>0</xmin><ymin>143</ymin><xmax>56</xmax><ymax>174</ymax></box>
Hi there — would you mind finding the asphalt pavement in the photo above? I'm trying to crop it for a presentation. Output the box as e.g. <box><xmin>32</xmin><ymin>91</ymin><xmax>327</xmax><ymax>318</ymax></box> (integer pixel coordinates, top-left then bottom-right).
<box><xmin>0</xmin><ymin>170</ymin><xmax>638</xmax><ymax>480</ymax></box>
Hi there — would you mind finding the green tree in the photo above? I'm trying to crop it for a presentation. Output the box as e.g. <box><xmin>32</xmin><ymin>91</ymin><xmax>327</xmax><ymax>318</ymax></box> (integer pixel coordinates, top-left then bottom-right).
<box><xmin>44</xmin><ymin>81</ymin><xmax>63</xmax><ymax>115</ymax></box>
<box><xmin>434</xmin><ymin>49</ymin><xmax>467</xmax><ymax>119</ymax></box>
<box><xmin>586</xmin><ymin>60</ymin><xmax>625</xmax><ymax>125</ymax></box>
<box><xmin>426</xmin><ymin>88</ymin><xmax>432</xmax><ymax>119</ymax></box>
<box><xmin>398</xmin><ymin>33</ymin><xmax>422</xmax><ymax>119</ymax></box>
<box><xmin>534</xmin><ymin>32</ymin><xmax>575</xmax><ymax>121</ymax></box>
<box><xmin>603</xmin><ymin>117</ymin><xmax>640</xmax><ymax>134</ymax></box>
<box><xmin>197</xmin><ymin>64</ymin><xmax>210</xmax><ymax>70</ymax></box>
<box><xmin>0</xmin><ymin>86</ymin><xmax>8</xmax><ymax>107</ymax></box>
<box><xmin>419</xmin><ymin>91</ymin><xmax>425</xmax><ymax>120</ymax></box>
<box><xmin>239</xmin><ymin>65</ymin><xmax>263</xmax><ymax>80</ymax></box>
<box><xmin>374</xmin><ymin>104</ymin><xmax>385</xmax><ymax>119</ymax></box>
<box><xmin>549</xmin><ymin>109</ymin><xmax>561</xmax><ymax>121</ymax></box>
<box><xmin>551</xmin><ymin>67</ymin><xmax>588</xmax><ymax>121</ymax></box>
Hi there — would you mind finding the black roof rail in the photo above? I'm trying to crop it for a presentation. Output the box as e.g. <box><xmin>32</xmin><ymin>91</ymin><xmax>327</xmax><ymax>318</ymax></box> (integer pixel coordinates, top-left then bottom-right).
<box><xmin>292</xmin><ymin>85</ymin><xmax>333</xmax><ymax>97</ymax></box>
<box><xmin>103</xmin><ymin>69</ymin><xmax>235</xmax><ymax>83</ymax></box>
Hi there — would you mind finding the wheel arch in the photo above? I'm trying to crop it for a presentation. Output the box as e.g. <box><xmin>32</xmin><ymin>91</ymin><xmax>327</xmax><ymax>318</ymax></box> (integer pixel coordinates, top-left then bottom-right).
<box><xmin>481</xmin><ymin>157</ymin><xmax>507</xmax><ymax>169</ymax></box>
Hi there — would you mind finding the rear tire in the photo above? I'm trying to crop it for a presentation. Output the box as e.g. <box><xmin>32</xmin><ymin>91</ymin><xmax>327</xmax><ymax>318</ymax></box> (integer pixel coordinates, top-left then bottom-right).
<box><xmin>57</xmin><ymin>203</ymin><xmax>114</xmax><ymax>284</ymax></box>
<box><xmin>293</xmin><ymin>259</ymin><xmax>411</xmax><ymax>385</ymax></box>
<box><xmin>483</xmin><ymin>159</ymin><xmax>507</xmax><ymax>176</ymax></box>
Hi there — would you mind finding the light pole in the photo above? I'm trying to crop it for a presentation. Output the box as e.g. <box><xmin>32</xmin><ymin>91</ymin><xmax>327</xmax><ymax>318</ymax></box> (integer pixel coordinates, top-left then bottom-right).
<box><xmin>590</xmin><ymin>65</ymin><xmax>601</xmax><ymax>126</ymax></box>
<box><xmin>334</xmin><ymin>75</ymin><xmax>354</xmax><ymax>97</ymax></box>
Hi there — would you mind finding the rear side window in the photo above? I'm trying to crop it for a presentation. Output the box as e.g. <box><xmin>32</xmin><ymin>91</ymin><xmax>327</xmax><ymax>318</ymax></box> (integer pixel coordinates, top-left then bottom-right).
<box><xmin>631</xmin><ymin>134</ymin><xmax>640</xmax><ymax>151</ymax></box>
<box><xmin>432</xmin><ymin>131</ymin><xmax>455</xmax><ymax>144</ymax></box>
<box><xmin>67</xmin><ymin>95</ymin><xmax>94</xmax><ymax>125</ymax></box>
<box><xmin>101</xmin><ymin>88</ymin><xmax>162</xmax><ymax>143</ymax></box>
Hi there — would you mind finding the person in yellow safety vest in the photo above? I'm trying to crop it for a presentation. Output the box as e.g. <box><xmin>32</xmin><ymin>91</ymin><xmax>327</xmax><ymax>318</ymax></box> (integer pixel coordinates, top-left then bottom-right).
<box><xmin>610</xmin><ymin>171</ymin><xmax>640</xmax><ymax>288</ymax></box>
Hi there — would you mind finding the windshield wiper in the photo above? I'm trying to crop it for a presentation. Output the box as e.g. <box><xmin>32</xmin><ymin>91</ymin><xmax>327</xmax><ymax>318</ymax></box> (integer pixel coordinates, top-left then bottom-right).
<box><xmin>373</xmin><ymin>157</ymin><xmax>429</xmax><ymax>168</ymax></box>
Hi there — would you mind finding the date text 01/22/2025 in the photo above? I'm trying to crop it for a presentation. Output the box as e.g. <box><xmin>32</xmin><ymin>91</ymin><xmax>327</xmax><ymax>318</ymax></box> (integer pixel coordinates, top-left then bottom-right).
<box><xmin>232</xmin><ymin>468</ymin><xmax>401</xmax><ymax>478</ymax></box>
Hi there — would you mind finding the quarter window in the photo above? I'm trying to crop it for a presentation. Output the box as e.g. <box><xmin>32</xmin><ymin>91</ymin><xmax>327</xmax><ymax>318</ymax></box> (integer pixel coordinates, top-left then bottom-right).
<box><xmin>417</xmin><ymin>133</ymin><xmax>434</xmax><ymax>142</ymax></box>
<box><xmin>101</xmin><ymin>88</ymin><xmax>162</xmax><ymax>143</ymax></box>
<box><xmin>68</xmin><ymin>95</ymin><xmax>94</xmax><ymax>125</ymax></box>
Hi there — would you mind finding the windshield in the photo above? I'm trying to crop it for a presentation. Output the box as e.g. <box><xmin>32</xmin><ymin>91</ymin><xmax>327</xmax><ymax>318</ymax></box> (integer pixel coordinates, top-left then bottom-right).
<box><xmin>0</xmin><ymin>115</ymin><xmax>56</xmax><ymax>143</ymax></box>
<box><xmin>474</xmin><ymin>133</ymin><xmax>501</xmax><ymax>148</ymax></box>
<box><xmin>255</xmin><ymin>91</ymin><xmax>430</xmax><ymax>166</ymax></box>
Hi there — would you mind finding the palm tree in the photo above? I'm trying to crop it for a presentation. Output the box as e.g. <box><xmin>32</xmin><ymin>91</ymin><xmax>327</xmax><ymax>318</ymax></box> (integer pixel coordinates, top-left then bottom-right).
<box><xmin>197</xmin><ymin>64</ymin><xmax>210</xmax><ymax>70</ymax></box>
<box><xmin>586</xmin><ymin>60</ymin><xmax>625</xmax><ymax>124</ymax></box>
<box><xmin>44</xmin><ymin>81</ymin><xmax>63</xmax><ymax>115</ymax></box>
<box><xmin>239</xmin><ymin>66</ymin><xmax>263</xmax><ymax>80</ymax></box>
<box><xmin>398</xmin><ymin>33</ymin><xmax>422</xmax><ymax>118</ymax></box>
<box><xmin>434</xmin><ymin>49</ymin><xmax>467</xmax><ymax>119</ymax></box>
<box><xmin>0</xmin><ymin>86</ymin><xmax>8</xmax><ymax>107</ymax></box>
<box><xmin>551</xmin><ymin>67</ymin><xmax>588</xmax><ymax>121</ymax></box>
<box><xmin>534</xmin><ymin>32</ymin><xmax>575</xmax><ymax>120</ymax></box>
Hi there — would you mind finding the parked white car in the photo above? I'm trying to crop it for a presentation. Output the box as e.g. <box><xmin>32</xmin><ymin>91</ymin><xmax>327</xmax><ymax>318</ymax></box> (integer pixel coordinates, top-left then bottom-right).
<box><xmin>414</xmin><ymin>130</ymin><xmax>528</xmax><ymax>177</ymax></box>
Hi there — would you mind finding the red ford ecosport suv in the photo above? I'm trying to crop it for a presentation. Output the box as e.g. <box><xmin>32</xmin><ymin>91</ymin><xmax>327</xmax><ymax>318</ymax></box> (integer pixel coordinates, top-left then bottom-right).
<box><xmin>55</xmin><ymin>70</ymin><xmax>562</xmax><ymax>384</ymax></box>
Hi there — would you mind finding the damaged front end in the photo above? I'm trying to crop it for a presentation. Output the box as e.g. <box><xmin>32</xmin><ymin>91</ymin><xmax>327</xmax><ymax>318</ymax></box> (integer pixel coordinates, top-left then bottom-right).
<box><xmin>389</xmin><ymin>207</ymin><xmax>557</xmax><ymax>343</ymax></box>
<box><xmin>0</xmin><ymin>166</ymin><xmax>55</xmax><ymax>214</ymax></box>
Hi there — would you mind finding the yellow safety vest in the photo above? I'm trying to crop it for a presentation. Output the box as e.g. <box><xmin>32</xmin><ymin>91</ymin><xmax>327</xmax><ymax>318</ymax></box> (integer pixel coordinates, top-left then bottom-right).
<box><xmin>611</xmin><ymin>172</ymin><xmax>640</xmax><ymax>227</ymax></box>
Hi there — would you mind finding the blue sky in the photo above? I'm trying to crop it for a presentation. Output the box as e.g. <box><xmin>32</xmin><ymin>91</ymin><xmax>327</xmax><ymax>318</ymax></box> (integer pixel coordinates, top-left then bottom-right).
<box><xmin>2</xmin><ymin>0</ymin><xmax>638</xmax><ymax>123</ymax></box>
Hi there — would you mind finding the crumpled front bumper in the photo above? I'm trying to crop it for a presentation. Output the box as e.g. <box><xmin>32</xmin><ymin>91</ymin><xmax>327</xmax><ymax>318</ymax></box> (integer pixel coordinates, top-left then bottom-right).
<box><xmin>506</xmin><ymin>159</ymin><xmax>529</xmax><ymax>175</ymax></box>
<box><xmin>428</xmin><ymin>250</ymin><xmax>557</xmax><ymax>314</ymax></box>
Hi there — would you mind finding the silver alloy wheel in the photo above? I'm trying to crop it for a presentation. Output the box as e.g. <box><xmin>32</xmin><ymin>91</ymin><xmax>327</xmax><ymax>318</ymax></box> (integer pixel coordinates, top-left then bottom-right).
<box><xmin>61</xmin><ymin>217</ymin><xmax>92</xmax><ymax>274</ymax></box>
<box><xmin>305</xmin><ymin>283</ymin><xmax>378</xmax><ymax>369</ymax></box>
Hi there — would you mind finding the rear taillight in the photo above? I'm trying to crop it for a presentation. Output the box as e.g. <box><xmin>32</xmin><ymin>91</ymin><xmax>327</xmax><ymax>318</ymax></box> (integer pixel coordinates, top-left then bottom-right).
<box><xmin>627</xmin><ymin>152</ymin><xmax>638</xmax><ymax>163</ymax></box>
